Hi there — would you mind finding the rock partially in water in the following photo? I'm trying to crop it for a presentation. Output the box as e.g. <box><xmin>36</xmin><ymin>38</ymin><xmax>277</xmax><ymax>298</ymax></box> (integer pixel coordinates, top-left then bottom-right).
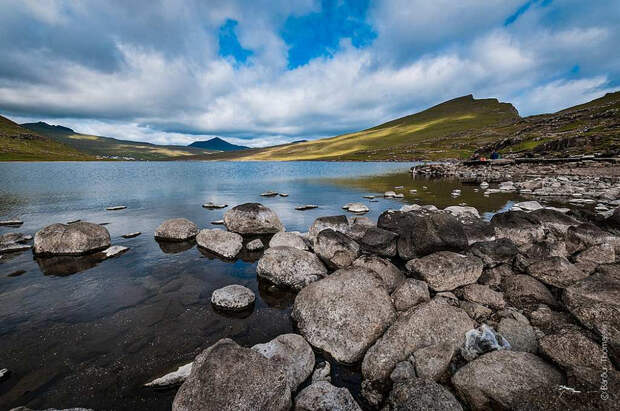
<box><xmin>294</xmin><ymin>381</ymin><xmax>361</xmax><ymax>411</ymax></box>
<box><xmin>0</xmin><ymin>367</ymin><xmax>9</xmax><ymax>381</ymax></box>
<box><xmin>172</xmin><ymin>338</ymin><xmax>291</xmax><ymax>411</ymax></box>
<box><xmin>384</xmin><ymin>377</ymin><xmax>463</xmax><ymax>411</ymax></box>
<box><xmin>0</xmin><ymin>232</ymin><xmax>33</xmax><ymax>254</ymax></box>
<box><xmin>196</xmin><ymin>229</ymin><xmax>243</xmax><ymax>259</ymax></box>
<box><xmin>106</xmin><ymin>205</ymin><xmax>126</xmax><ymax>211</ymax></box>
<box><xmin>224</xmin><ymin>203</ymin><xmax>284</xmax><ymax>235</ymax></box>
<box><xmin>202</xmin><ymin>202</ymin><xmax>227</xmax><ymax>209</ymax></box>
<box><xmin>252</xmin><ymin>333</ymin><xmax>314</xmax><ymax>391</ymax></box>
<box><xmin>461</xmin><ymin>324</ymin><xmax>511</xmax><ymax>362</ymax></box>
<box><xmin>211</xmin><ymin>285</ymin><xmax>255</xmax><ymax>311</ymax></box>
<box><xmin>269</xmin><ymin>231</ymin><xmax>309</xmax><ymax>251</ymax></box>
<box><xmin>260</xmin><ymin>191</ymin><xmax>279</xmax><ymax>197</ymax></box>
<box><xmin>34</xmin><ymin>222</ymin><xmax>111</xmax><ymax>256</ymax></box>
<box><xmin>308</xmin><ymin>215</ymin><xmax>350</xmax><ymax>242</ymax></box>
<box><xmin>121</xmin><ymin>232</ymin><xmax>141</xmax><ymax>238</ymax></box>
<box><xmin>452</xmin><ymin>351</ymin><xmax>564</xmax><ymax>410</ymax></box>
<box><xmin>353</xmin><ymin>255</ymin><xmax>404</xmax><ymax>293</ymax></box>
<box><xmin>96</xmin><ymin>245</ymin><xmax>129</xmax><ymax>260</ymax></box>
<box><xmin>314</xmin><ymin>229</ymin><xmax>360</xmax><ymax>270</ymax></box>
<box><xmin>292</xmin><ymin>266</ymin><xmax>396</xmax><ymax>364</ymax></box>
<box><xmin>342</xmin><ymin>202</ymin><xmax>369</xmax><ymax>214</ymax></box>
<box><xmin>154</xmin><ymin>218</ymin><xmax>199</xmax><ymax>242</ymax></box>
<box><xmin>0</xmin><ymin>219</ymin><xmax>23</xmax><ymax>227</ymax></box>
<box><xmin>245</xmin><ymin>238</ymin><xmax>264</xmax><ymax>251</ymax></box>
<box><xmin>257</xmin><ymin>246</ymin><xmax>327</xmax><ymax>290</ymax></box>
<box><xmin>295</xmin><ymin>205</ymin><xmax>318</xmax><ymax>211</ymax></box>
<box><xmin>211</xmin><ymin>220</ymin><xmax>225</xmax><ymax>225</ymax></box>
<box><xmin>406</xmin><ymin>251</ymin><xmax>483</xmax><ymax>292</ymax></box>
<box><xmin>145</xmin><ymin>362</ymin><xmax>193</xmax><ymax>388</ymax></box>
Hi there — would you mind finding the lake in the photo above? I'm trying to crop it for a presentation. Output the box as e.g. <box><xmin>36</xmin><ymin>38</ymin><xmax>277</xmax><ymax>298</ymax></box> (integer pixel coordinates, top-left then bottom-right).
<box><xmin>0</xmin><ymin>161</ymin><xmax>524</xmax><ymax>410</ymax></box>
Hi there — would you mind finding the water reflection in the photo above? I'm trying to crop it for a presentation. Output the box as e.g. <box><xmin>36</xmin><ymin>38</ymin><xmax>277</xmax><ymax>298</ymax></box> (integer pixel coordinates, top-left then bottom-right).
<box><xmin>35</xmin><ymin>254</ymin><xmax>103</xmax><ymax>276</ymax></box>
<box><xmin>156</xmin><ymin>240</ymin><xmax>195</xmax><ymax>254</ymax></box>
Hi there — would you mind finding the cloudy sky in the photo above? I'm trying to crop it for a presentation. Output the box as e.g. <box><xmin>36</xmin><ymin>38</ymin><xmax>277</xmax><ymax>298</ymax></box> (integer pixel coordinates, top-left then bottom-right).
<box><xmin>0</xmin><ymin>0</ymin><xmax>618</xmax><ymax>147</ymax></box>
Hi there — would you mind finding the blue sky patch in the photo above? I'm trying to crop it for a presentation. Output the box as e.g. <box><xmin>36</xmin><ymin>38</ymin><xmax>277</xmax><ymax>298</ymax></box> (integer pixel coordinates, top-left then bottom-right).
<box><xmin>218</xmin><ymin>19</ymin><xmax>252</xmax><ymax>65</ymax></box>
<box><xmin>282</xmin><ymin>0</ymin><xmax>376</xmax><ymax>69</ymax></box>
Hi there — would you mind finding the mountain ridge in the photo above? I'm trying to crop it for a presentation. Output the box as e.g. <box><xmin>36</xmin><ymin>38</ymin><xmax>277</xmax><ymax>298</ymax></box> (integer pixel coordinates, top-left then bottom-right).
<box><xmin>188</xmin><ymin>137</ymin><xmax>248</xmax><ymax>151</ymax></box>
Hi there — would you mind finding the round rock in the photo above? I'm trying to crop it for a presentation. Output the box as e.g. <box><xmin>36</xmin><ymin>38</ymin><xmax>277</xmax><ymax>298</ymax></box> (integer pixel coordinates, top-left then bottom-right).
<box><xmin>211</xmin><ymin>285</ymin><xmax>255</xmax><ymax>311</ymax></box>
<box><xmin>154</xmin><ymin>218</ymin><xmax>199</xmax><ymax>242</ymax></box>
<box><xmin>224</xmin><ymin>203</ymin><xmax>284</xmax><ymax>235</ymax></box>
<box><xmin>196</xmin><ymin>229</ymin><xmax>243</xmax><ymax>259</ymax></box>
<box><xmin>33</xmin><ymin>222</ymin><xmax>111</xmax><ymax>256</ymax></box>
<box><xmin>257</xmin><ymin>246</ymin><xmax>328</xmax><ymax>290</ymax></box>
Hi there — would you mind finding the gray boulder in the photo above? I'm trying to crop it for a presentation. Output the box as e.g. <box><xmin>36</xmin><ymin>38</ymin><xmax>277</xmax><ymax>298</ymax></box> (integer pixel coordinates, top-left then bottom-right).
<box><xmin>0</xmin><ymin>232</ymin><xmax>32</xmax><ymax>254</ymax></box>
<box><xmin>172</xmin><ymin>338</ymin><xmax>291</xmax><ymax>411</ymax></box>
<box><xmin>460</xmin><ymin>284</ymin><xmax>505</xmax><ymax>309</ymax></box>
<box><xmin>294</xmin><ymin>381</ymin><xmax>361</xmax><ymax>411</ymax></box>
<box><xmin>245</xmin><ymin>238</ymin><xmax>264</xmax><ymax>251</ymax></box>
<box><xmin>406</xmin><ymin>251</ymin><xmax>483</xmax><ymax>292</ymax></box>
<box><xmin>358</xmin><ymin>226</ymin><xmax>398</xmax><ymax>257</ymax></box>
<box><xmin>257</xmin><ymin>246</ymin><xmax>327</xmax><ymax>291</ymax></box>
<box><xmin>352</xmin><ymin>255</ymin><xmax>404</xmax><ymax>293</ymax></box>
<box><xmin>566</xmin><ymin>222</ymin><xmax>616</xmax><ymax>254</ymax></box>
<box><xmin>451</xmin><ymin>351</ymin><xmax>564</xmax><ymax>410</ymax></box>
<box><xmin>154</xmin><ymin>218</ymin><xmax>199</xmax><ymax>242</ymax></box>
<box><xmin>383</xmin><ymin>377</ymin><xmax>463</xmax><ymax>411</ymax></box>
<box><xmin>292</xmin><ymin>267</ymin><xmax>396</xmax><ymax>364</ymax></box>
<box><xmin>467</xmin><ymin>238</ymin><xmax>519</xmax><ymax>267</ymax></box>
<box><xmin>34</xmin><ymin>222</ymin><xmax>111</xmax><ymax>255</ymax></box>
<box><xmin>412</xmin><ymin>342</ymin><xmax>455</xmax><ymax>381</ymax></box>
<box><xmin>314</xmin><ymin>229</ymin><xmax>360</xmax><ymax>269</ymax></box>
<box><xmin>527</xmin><ymin>256</ymin><xmax>589</xmax><ymax>288</ymax></box>
<box><xmin>377</xmin><ymin>210</ymin><xmax>468</xmax><ymax>259</ymax></box>
<box><xmin>211</xmin><ymin>285</ymin><xmax>255</xmax><ymax>311</ymax></box>
<box><xmin>309</xmin><ymin>215</ymin><xmax>350</xmax><ymax>242</ymax></box>
<box><xmin>491</xmin><ymin>210</ymin><xmax>545</xmax><ymax>248</ymax></box>
<box><xmin>478</xmin><ymin>264</ymin><xmax>513</xmax><ymax>288</ymax></box>
<box><xmin>269</xmin><ymin>231</ymin><xmax>309</xmax><ymax>251</ymax></box>
<box><xmin>502</xmin><ymin>274</ymin><xmax>557</xmax><ymax>309</ymax></box>
<box><xmin>196</xmin><ymin>229</ymin><xmax>243</xmax><ymax>259</ymax></box>
<box><xmin>497</xmin><ymin>317</ymin><xmax>538</xmax><ymax>353</ymax></box>
<box><xmin>391</xmin><ymin>278</ymin><xmax>430</xmax><ymax>312</ymax></box>
<box><xmin>252</xmin><ymin>334</ymin><xmax>315</xmax><ymax>391</ymax></box>
<box><xmin>224</xmin><ymin>203</ymin><xmax>284</xmax><ymax>235</ymax></box>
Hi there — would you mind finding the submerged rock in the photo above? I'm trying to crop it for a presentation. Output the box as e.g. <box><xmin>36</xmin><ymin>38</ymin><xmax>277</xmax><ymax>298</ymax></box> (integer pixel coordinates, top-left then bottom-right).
<box><xmin>294</xmin><ymin>381</ymin><xmax>361</xmax><ymax>411</ymax></box>
<box><xmin>154</xmin><ymin>218</ymin><xmax>199</xmax><ymax>242</ymax></box>
<box><xmin>196</xmin><ymin>229</ymin><xmax>243</xmax><ymax>259</ymax></box>
<box><xmin>172</xmin><ymin>338</ymin><xmax>291</xmax><ymax>411</ymax></box>
<box><xmin>257</xmin><ymin>246</ymin><xmax>327</xmax><ymax>290</ymax></box>
<box><xmin>34</xmin><ymin>222</ymin><xmax>111</xmax><ymax>256</ymax></box>
<box><xmin>96</xmin><ymin>245</ymin><xmax>129</xmax><ymax>259</ymax></box>
<box><xmin>295</xmin><ymin>205</ymin><xmax>319</xmax><ymax>211</ymax></box>
<box><xmin>0</xmin><ymin>219</ymin><xmax>23</xmax><ymax>226</ymax></box>
<box><xmin>252</xmin><ymin>333</ymin><xmax>314</xmax><ymax>391</ymax></box>
<box><xmin>406</xmin><ymin>251</ymin><xmax>483</xmax><ymax>292</ymax></box>
<box><xmin>211</xmin><ymin>285</ymin><xmax>255</xmax><ymax>311</ymax></box>
<box><xmin>224</xmin><ymin>203</ymin><xmax>284</xmax><ymax>235</ymax></box>
<box><xmin>292</xmin><ymin>267</ymin><xmax>396</xmax><ymax>364</ymax></box>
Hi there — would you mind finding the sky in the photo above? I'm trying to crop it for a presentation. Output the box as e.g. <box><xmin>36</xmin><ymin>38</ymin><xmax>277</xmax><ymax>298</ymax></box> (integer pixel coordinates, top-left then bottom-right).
<box><xmin>0</xmin><ymin>0</ymin><xmax>618</xmax><ymax>147</ymax></box>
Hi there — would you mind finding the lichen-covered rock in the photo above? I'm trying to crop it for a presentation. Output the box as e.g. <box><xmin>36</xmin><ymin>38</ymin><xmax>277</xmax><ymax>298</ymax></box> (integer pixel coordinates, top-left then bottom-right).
<box><xmin>391</xmin><ymin>278</ymin><xmax>430</xmax><ymax>312</ymax></box>
<box><xmin>308</xmin><ymin>215</ymin><xmax>350</xmax><ymax>242</ymax></box>
<box><xmin>294</xmin><ymin>381</ymin><xmax>361</xmax><ymax>411</ymax></box>
<box><xmin>154</xmin><ymin>218</ymin><xmax>199</xmax><ymax>242</ymax></box>
<box><xmin>491</xmin><ymin>210</ymin><xmax>546</xmax><ymax>248</ymax></box>
<box><xmin>196</xmin><ymin>229</ymin><xmax>243</xmax><ymax>259</ymax></box>
<box><xmin>412</xmin><ymin>342</ymin><xmax>455</xmax><ymax>381</ymax></box>
<box><xmin>502</xmin><ymin>274</ymin><xmax>557</xmax><ymax>309</ymax></box>
<box><xmin>478</xmin><ymin>264</ymin><xmax>513</xmax><ymax>288</ymax></box>
<box><xmin>460</xmin><ymin>301</ymin><xmax>492</xmax><ymax>321</ymax></box>
<box><xmin>292</xmin><ymin>267</ymin><xmax>396</xmax><ymax>364</ymax></box>
<box><xmin>527</xmin><ymin>256</ymin><xmax>589</xmax><ymax>288</ymax></box>
<box><xmin>377</xmin><ymin>210</ymin><xmax>468</xmax><ymax>259</ymax></box>
<box><xmin>252</xmin><ymin>334</ymin><xmax>314</xmax><ymax>391</ymax></box>
<box><xmin>211</xmin><ymin>285</ymin><xmax>255</xmax><ymax>311</ymax></box>
<box><xmin>172</xmin><ymin>338</ymin><xmax>291</xmax><ymax>411</ymax></box>
<box><xmin>406</xmin><ymin>251</ymin><xmax>483</xmax><ymax>292</ymax></box>
<box><xmin>34</xmin><ymin>222</ymin><xmax>111</xmax><ymax>255</ymax></box>
<box><xmin>314</xmin><ymin>229</ymin><xmax>360</xmax><ymax>269</ymax></box>
<box><xmin>451</xmin><ymin>351</ymin><xmax>564</xmax><ymax>410</ymax></box>
<box><xmin>269</xmin><ymin>231</ymin><xmax>309</xmax><ymax>251</ymax></box>
<box><xmin>257</xmin><ymin>246</ymin><xmax>327</xmax><ymax>290</ymax></box>
<box><xmin>467</xmin><ymin>238</ymin><xmax>519</xmax><ymax>268</ymax></box>
<box><xmin>566</xmin><ymin>223</ymin><xmax>616</xmax><ymax>254</ymax></box>
<box><xmin>461</xmin><ymin>284</ymin><xmax>505</xmax><ymax>309</ymax></box>
<box><xmin>497</xmin><ymin>317</ymin><xmax>537</xmax><ymax>353</ymax></box>
<box><xmin>245</xmin><ymin>238</ymin><xmax>264</xmax><ymax>251</ymax></box>
<box><xmin>358</xmin><ymin>226</ymin><xmax>398</xmax><ymax>257</ymax></box>
<box><xmin>383</xmin><ymin>377</ymin><xmax>463</xmax><ymax>411</ymax></box>
<box><xmin>353</xmin><ymin>255</ymin><xmax>404</xmax><ymax>293</ymax></box>
<box><xmin>224</xmin><ymin>203</ymin><xmax>284</xmax><ymax>235</ymax></box>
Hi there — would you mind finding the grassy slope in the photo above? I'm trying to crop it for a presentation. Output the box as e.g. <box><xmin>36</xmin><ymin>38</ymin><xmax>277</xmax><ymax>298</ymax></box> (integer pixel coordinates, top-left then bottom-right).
<box><xmin>22</xmin><ymin>122</ymin><xmax>217</xmax><ymax>161</ymax></box>
<box><xmin>210</xmin><ymin>95</ymin><xmax>520</xmax><ymax>161</ymax></box>
<box><xmin>0</xmin><ymin>115</ymin><xmax>93</xmax><ymax>161</ymax></box>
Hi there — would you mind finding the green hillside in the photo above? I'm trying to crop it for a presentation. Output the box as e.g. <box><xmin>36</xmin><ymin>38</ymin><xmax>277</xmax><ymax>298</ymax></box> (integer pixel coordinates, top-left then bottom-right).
<box><xmin>0</xmin><ymin>115</ymin><xmax>92</xmax><ymax>161</ymax></box>
<box><xmin>210</xmin><ymin>95</ymin><xmax>521</xmax><ymax>161</ymax></box>
<box><xmin>22</xmin><ymin>122</ymin><xmax>217</xmax><ymax>160</ymax></box>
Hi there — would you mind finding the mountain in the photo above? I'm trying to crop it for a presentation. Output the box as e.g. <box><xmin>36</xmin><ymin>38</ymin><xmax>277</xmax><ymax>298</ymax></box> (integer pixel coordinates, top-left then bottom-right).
<box><xmin>22</xmin><ymin>121</ymin><xmax>217</xmax><ymax>160</ymax></box>
<box><xmin>188</xmin><ymin>137</ymin><xmax>248</xmax><ymax>151</ymax></box>
<box><xmin>0</xmin><ymin>115</ymin><xmax>92</xmax><ymax>161</ymax></box>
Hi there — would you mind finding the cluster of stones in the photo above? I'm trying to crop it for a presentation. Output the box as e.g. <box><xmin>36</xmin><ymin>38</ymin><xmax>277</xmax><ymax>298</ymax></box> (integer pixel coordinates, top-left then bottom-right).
<box><xmin>142</xmin><ymin>200</ymin><xmax>619</xmax><ymax>410</ymax></box>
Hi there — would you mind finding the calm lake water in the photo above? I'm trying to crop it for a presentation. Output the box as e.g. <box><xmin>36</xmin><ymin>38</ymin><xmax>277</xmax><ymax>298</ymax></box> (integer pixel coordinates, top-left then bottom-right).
<box><xmin>0</xmin><ymin>161</ymin><xmax>524</xmax><ymax>410</ymax></box>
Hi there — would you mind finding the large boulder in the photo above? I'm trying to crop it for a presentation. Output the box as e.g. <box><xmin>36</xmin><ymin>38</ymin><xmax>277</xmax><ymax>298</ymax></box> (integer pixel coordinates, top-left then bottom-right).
<box><xmin>391</xmin><ymin>278</ymin><xmax>430</xmax><ymax>312</ymax></box>
<box><xmin>460</xmin><ymin>284</ymin><xmax>505</xmax><ymax>309</ymax></box>
<box><xmin>154</xmin><ymin>218</ymin><xmax>199</xmax><ymax>242</ymax></box>
<box><xmin>491</xmin><ymin>210</ymin><xmax>545</xmax><ymax>248</ymax></box>
<box><xmin>527</xmin><ymin>256</ymin><xmax>589</xmax><ymax>288</ymax></box>
<box><xmin>196</xmin><ymin>229</ymin><xmax>243</xmax><ymax>259</ymax></box>
<box><xmin>362</xmin><ymin>299</ymin><xmax>474</xmax><ymax>398</ymax></box>
<box><xmin>314</xmin><ymin>229</ymin><xmax>360</xmax><ymax>269</ymax></box>
<box><xmin>224</xmin><ymin>203</ymin><xmax>284</xmax><ymax>235</ymax></box>
<box><xmin>358</xmin><ymin>226</ymin><xmax>398</xmax><ymax>257</ymax></box>
<box><xmin>292</xmin><ymin>267</ymin><xmax>397</xmax><ymax>364</ymax></box>
<box><xmin>252</xmin><ymin>334</ymin><xmax>315</xmax><ymax>391</ymax></box>
<box><xmin>529</xmin><ymin>208</ymin><xmax>580</xmax><ymax>236</ymax></box>
<box><xmin>269</xmin><ymin>231</ymin><xmax>309</xmax><ymax>251</ymax></box>
<box><xmin>33</xmin><ymin>222</ymin><xmax>111</xmax><ymax>255</ymax></box>
<box><xmin>502</xmin><ymin>274</ymin><xmax>557</xmax><ymax>310</ymax></box>
<box><xmin>172</xmin><ymin>338</ymin><xmax>291</xmax><ymax>411</ymax></box>
<box><xmin>406</xmin><ymin>251</ymin><xmax>483</xmax><ymax>292</ymax></box>
<box><xmin>467</xmin><ymin>238</ymin><xmax>519</xmax><ymax>268</ymax></box>
<box><xmin>566</xmin><ymin>223</ymin><xmax>616</xmax><ymax>255</ymax></box>
<box><xmin>451</xmin><ymin>351</ymin><xmax>563</xmax><ymax>410</ymax></box>
<box><xmin>563</xmin><ymin>266</ymin><xmax>620</xmax><ymax>356</ymax></box>
<box><xmin>383</xmin><ymin>377</ymin><xmax>463</xmax><ymax>411</ymax></box>
<box><xmin>294</xmin><ymin>381</ymin><xmax>361</xmax><ymax>411</ymax></box>
<box><xmin>377</xmin><ymin>210</ymin><xmax>467</xmax><ymax>259</ymax></box>
<box><xmin>352</xmin><ymin>255</ymin><xmax>404</xmax><ymax>293</ymax></box>
<box><xmin>308</xmin><ymin>215</ymin><xmax>350</xmax><ymax>242</ymax></box>
<box><xmin>497</xmin><ymin>317</ymin><xmax>538</xmax><ymax>353</ymax></box>
<box><xmin>257</xmin><ymin>246</ymin><xmax>327</xmax><ymax>291</ymax></box>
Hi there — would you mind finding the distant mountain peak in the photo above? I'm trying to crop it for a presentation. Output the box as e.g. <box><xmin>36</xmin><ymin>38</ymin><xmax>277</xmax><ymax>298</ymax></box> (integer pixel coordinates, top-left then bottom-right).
<box><xmin>188</xmin><ymin>137</ymin><xmax>248</xmax><ymax>151</ymax></box>
<box><xmin>23</xmin><ymin>121</ymin><xmax>75</xmax><ymax>134</ymax></box>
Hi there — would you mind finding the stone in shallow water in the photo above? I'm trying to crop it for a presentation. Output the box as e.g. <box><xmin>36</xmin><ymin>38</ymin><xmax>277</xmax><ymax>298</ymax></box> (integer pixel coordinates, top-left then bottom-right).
<box><xmin>196</xmin><ymin>229</ymin><xmax>243</xmax><ymax>259</ymax></box>
<box><xmin>260</xmin><ymin>191</ymin><xmax>279</xmax><ymax>197</ymax></box>
<box><xmin>121</xmin><ymin>231</ymin><xmax>141</xmax><ymax>238</ymax></box>
<box><xmin>145</xmin><ymin>362</ymin><xmax>193</xmax><ymax>388</ymax></box>
<box><xmin>202</xmin><ymin>202</ymin><xmax>227</xmax><ymax>209</ymax></box>
<box><xmin>211</xmin><ymin>284</ymin><xmax>255</xmax><ymax>311</ymax></box>
<box><xmin>294</xmin><ymin>381</ymin><xmax>361</xmax><ymax>411</ymax></box>
<box><xmin>106</xmin><ymin>205</ymin><xmax>126</xmax><ymax>210</ymax></box>
<box><xmin>343</xmin><ymin>202</ymin><xmax>369</xmax><ymax>213</ymax></box>
<box><xmin>154</xmin><ymin>218</ymin><xmax>199</xmax><ymax>242</ymax></box>
<box><xmin>295</xmin><ymin>204</ymin><xmax>318</xmax><ymax>211</ymax></box>
<box><xmin>97</xmin><ymin>245</ymin><xmax>129</xmax><ymax>259</ymax></box>
<box><xmin>224</xmin><ymin>203</ymin><xmax>284</xmax><ymax>234</ymax></box>
<box><xmin>257</xmin><ymin>246</ymin><xmax>327</xmax><ymax>290</ymax></box>
<box><xmin>34</xmin><ymin>222</ymin><xmax>111</xmax><ymax>256</ymax></box>
<box><xmin>0</xmin><ymin>219</ymin><xmax>23</xmax><ymax>226</ymax></box>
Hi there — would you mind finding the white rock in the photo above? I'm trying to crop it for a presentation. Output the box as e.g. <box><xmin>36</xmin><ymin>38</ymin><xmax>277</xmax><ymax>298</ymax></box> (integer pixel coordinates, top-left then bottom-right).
<box><xmin>444</xmin><ymin>206</ymin><xmax>480</xmax><ymax>219</ymax></box>
<box><xmin>106</xmin><ymin>205</ymin><xmax>126</xmax><ymax>211</ymax></box>
<box><xmin>145</xmin><ymin>362</ymin><xmax>193</xmax><ymax>387</ymax></box>
<box><xmin>296</xmin><ymin>205</ymin><xmax>318</xmax><ymax>210</ymax></box>
<box><xmin>513</xmin><ymin>201</ymin><xmax>543</xmax><ymax>212</ymax></box>
<box><xmin>99</xmin><ymin>245</ymin><xmax>129</xmax><ymax>259</ymax></box>
<box><xmin>211</xmin><ymin>284</ymin><xmax>255</xmax><ymax>311</ymax></box>
<box><xmin>196</xmin><ymin>229</ymin><xmax>243</xmax><ymax>259</ymax></box>
<box><xmin>344</xmin><ymin>203</ymin><xmax>369</xmax><ymax>213</ymax></box>
<box><xmin>202</xmin><ymin>202</ymin><xmax>228</xmax><ymax>209</ymax></box>
<box><xmin>384</xmin><ymin>191</ymin><xmax>397</xmax><ymax>198</ymax></box>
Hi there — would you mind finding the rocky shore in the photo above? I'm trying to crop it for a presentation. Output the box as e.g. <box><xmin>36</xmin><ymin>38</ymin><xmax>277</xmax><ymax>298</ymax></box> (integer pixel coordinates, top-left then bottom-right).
<box><xmin>5</xmin><ymin>199</ymin><xmax>620</xmax><ymax>410</ymax></box>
